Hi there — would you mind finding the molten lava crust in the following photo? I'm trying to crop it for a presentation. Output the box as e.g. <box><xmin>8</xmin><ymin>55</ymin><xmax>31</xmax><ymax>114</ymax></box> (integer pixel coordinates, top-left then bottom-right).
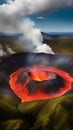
<box><xmin>0</xmin><ymin>52</ymin><xmax>73</xmax><ymax>102</ymax></box>
<box><xmin>9</xmin><ymin>65</ymin><xmax>73</xmax><ymax>102</ymax></box>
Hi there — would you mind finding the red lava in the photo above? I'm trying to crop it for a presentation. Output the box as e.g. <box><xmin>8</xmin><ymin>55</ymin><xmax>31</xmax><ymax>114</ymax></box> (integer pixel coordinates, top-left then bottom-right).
<box><xmin>9</xmin><ymin>65</ymin><xmax>73</xmax><ymax>102</ymax></box>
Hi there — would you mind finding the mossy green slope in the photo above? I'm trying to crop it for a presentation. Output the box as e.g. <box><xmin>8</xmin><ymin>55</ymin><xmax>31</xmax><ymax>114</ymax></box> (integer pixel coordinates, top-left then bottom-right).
<box><xmin>0</xmin><ymin>93</ymin><xmax>73</xmax><ymax>130</ymax></box>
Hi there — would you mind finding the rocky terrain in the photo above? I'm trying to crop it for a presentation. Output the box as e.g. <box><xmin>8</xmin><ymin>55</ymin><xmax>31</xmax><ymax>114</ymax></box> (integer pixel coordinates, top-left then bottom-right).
<box><xmin>0</xmin><ymin>33</ymin><xmax>73</xmax><ymax>129</ymax></box>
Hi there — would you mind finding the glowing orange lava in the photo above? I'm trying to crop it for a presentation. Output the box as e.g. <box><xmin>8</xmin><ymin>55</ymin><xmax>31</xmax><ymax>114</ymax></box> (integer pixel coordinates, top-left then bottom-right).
<box><xmin>9</xmin><ymin>65</ymin><xmax>73</xmax><ymax>102</ymax></box>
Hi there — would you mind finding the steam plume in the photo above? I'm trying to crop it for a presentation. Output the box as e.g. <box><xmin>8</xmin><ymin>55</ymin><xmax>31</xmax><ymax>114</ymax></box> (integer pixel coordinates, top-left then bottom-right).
<box><xmin>0</xmin><ymin>0</ymin><xmax>72</xmax><ymax>54</ymax></box>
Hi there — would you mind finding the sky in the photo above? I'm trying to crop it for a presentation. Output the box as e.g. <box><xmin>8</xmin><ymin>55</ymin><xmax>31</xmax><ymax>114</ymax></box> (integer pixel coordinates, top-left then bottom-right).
<box><xmin>0</xmin><ymin>0</ymin><xmax>6</xmax><ymax>4</ymax></box>
<box><xmin>0</xmin><ymin>0</ymin><xmax>73</xmax><ymax>33</ymax></box>
<box><xmin>29</xmin><ymin>8</ymin><xmax>73</xmax><ymax>33</ymax></box>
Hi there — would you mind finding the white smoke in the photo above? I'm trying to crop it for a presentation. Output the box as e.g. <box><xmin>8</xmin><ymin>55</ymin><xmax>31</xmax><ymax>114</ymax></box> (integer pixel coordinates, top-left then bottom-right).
<box><xmin>0</xmin><ymin>0</ymin><xmax>72</xmax><ymax>54</ymax></box>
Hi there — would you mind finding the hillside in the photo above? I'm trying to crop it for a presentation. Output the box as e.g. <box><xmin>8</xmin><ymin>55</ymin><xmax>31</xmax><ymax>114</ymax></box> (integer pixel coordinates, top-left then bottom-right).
<box><xmin>0</xmin><ymin>33</ymin><xmax>73</xmax><ymax>129</ymax></box>
<box><xmin>0</xmin><ymin>32</ymin><xmax>73</xmax><ymax>57</ymax></box>
<box><xmin>0</xmin><ymin>93</ymin><xmax>73</xmax><ymax>130</ymax></box>
<box><xmin>44</xmin><ymin>39</ymin><xmax>73</xmax><ymax>56</ymax></box>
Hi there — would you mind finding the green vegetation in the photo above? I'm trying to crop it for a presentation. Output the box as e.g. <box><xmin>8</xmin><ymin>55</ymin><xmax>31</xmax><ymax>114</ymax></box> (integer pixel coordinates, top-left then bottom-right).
<box><xmin>0</xmin><ymin>93</ymin><xmax>73</xmax><ymax>130</ymax></box>
<box><xmin>0</xmin><ymin>37</ymin><xmax>73</xmax><ymax>129</ymax></box>
<box><xmin>45</xmin><ymin>39</ymin><xmax>73</xmax><ymax>56</ymax></box>
<box><xmin>0</xmin><ymin>38</ymin><xmax>73</xmax><ymax>57</ymax></box>
<box><xmin>0</xmin><ymin>38</ymin><xmax>23</xmax><ymax>57</ymax></box>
